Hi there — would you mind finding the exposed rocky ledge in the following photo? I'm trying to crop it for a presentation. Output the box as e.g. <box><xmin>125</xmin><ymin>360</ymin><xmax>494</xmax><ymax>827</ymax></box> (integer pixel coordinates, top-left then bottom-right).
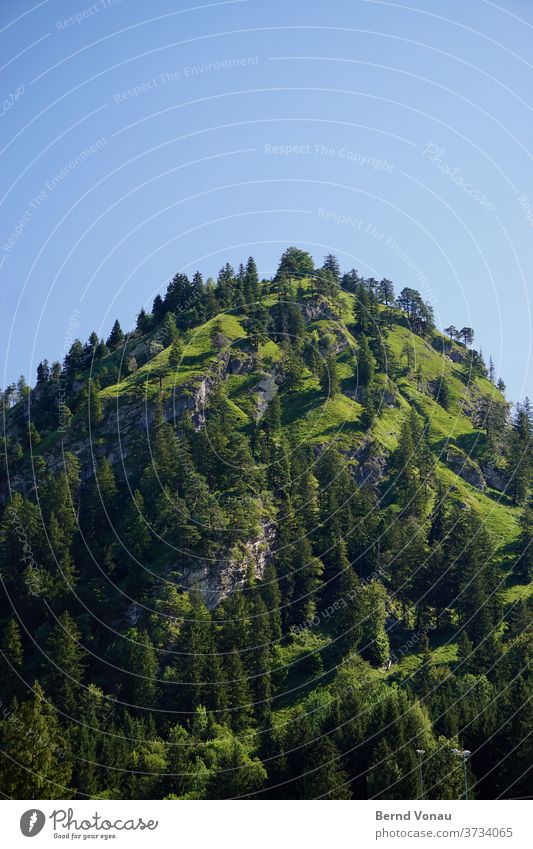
<box><xmin>444</xmin><ymin>446</ymin><xmax>486</xmax><ymax>490</ymax></box>
<box><xmin>176</xmin><ymin>520</ymin><xmax>275</xmax><ymax>609</ymax></box>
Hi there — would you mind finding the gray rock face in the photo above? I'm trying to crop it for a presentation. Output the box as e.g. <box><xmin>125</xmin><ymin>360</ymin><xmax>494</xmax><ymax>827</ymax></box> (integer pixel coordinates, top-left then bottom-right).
<box><xmin>351</xmin><ymin>441</ymin><xmax>387</xmax><ymax>487</ymax></box>
<box><xmin>254</xmin><ymin>371</ymin><xmax>279</xmax><ymax>419</ymax></box>
<box><xmin>300</xmin><ymin>295</ymin><xmax>340</xmax><ymax>322</ymax></box>
<box><xmin>482</xmin><ymin>463</ymin><xmax>507</xmax><ymax>492</ymax></box>
<box><xmin>448</xmin><ymin>349</ymin><xmax>466</xmax><ymax>364</ymax></box>
<box><xmin>445</xmin><ymin>447</ymin><xmax>486</xmax><ymax>490</ymax></box>
<box><xmin>227</xmin><ymin>351</ymin><xmax>255</xmax><ymax>375</ymax></box>
<box><xmin>39</xmin><ymin>375</ymin><xmax>220</xmax><ymax>484</ymax></box>
<box><xmin>176</xmin><ymin>521</ymin><xmax>275</xmax><ymax>609</ymax></box>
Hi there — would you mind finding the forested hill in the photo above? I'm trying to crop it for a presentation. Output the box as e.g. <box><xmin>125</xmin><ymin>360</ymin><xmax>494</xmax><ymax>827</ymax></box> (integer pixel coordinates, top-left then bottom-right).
<box><xmin>1</xmin><ymin>246</ymin><xmax>531</xmax><ymax>800</ymax></box>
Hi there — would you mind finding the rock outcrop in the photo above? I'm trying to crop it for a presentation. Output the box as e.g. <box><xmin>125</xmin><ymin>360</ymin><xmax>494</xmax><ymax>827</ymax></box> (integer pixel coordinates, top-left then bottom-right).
<box><xmin>176</xmin><ymin>520</ymin><xmax>275</xmax><ymax>608</ymax></box>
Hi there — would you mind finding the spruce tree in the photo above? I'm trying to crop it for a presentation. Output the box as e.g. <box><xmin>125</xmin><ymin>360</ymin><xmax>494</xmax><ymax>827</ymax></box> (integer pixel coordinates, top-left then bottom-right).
<box><xmin>301</xmin><ymin>736</ymin><xmax>351</xmax><ymax>799</ymax></box>
<box><xmin>168</xmin><ymin>337</ymin><xmax>184</xmax><ymax>369</ymax></box>
<box><xmin>45</xmin><ymin>612</ymin><xmax>85</xmax><ymax>713</ymax></box>
<box><xmin>357</xmin><ymin>334</ymin><xmax>375</xmax><ymax>386</ymax></box>
<box><xmin>360</xmin><ymin>582</ymin><xmax>390</xmax><ymax>667</ymax></box>
<box><xmin>107</xmin><ymin>319</ymin><xmax>125</xmax><ymax>349</ymax></box>
<box><xmin>0</xmin><ymin>683</ymin><xmax>73</xmax><ymax>798</ymax></box>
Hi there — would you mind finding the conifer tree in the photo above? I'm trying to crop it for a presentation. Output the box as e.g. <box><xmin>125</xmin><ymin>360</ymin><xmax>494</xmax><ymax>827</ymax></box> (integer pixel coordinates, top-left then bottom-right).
<box><xmin>321</xmin><ymin>253</ymin><xmax>341</xmax><ymax>281</ymax></box>
<box><xmin>0</xmin><ymin>683</ymin><xmax>73</xmax><ymax>798</ymax></box>
<box><xmin>136</xmin><ymin>307</ymin><xmax>152</xmax><ymax>333</ymax></box>
<box><xmin>290</xmin><ymin>532</ymin><xmax>324</xmax><ymax>624</ymax></box>
<box><xmin>107</xmin><ymin>319</ymin><xmax>125</xmax><ymax>349</ymax></box>
<box><xmin>162</xmin><ymin>311</ymin><xmax>178</xmax><ymax>344</ymax></box>
<box><xmin>45</xmin><ymin>612</ymin><xmax>85</xmax><ymax>713</ymax></box>
<box><xmin>301</xmin><ymin>736</ymin><xmax>351</xmax><ymax>799</ymax></box>
<box><xmin>516</xmin><ymin>497</ymin><xmax>533</xmax><ymax>582</ymax></box>
<box><xmin>259</xmin><ymin>564</ymin><xmax>283</xmax><ymax>644</ymax></box>
<box><xmin>2</xmin><ymin>618</ymin><xmax>23</xmax><ymax>669</ymax></box>
<box><xmin>249</xmin><ymin>595</ymin><xmax>273</xmax><ymax>724</ymax></box>
<box><xmin>168</xmin><ymin>337</ymin><xmax>184</xmax><ymax>369</ymax></box>
<box><xmin>331</xmin><ymin>541</ymin><xmax>364</xmax><ymax>659</ymax></box>
<box><xmin>357</xmin><ymin>334</ymin><xmax>375</xmax><ymax>386</ymax></box>
<box><xmin>225</xmin><ymin>649</ymin><xmax>254</xmax><ymax>732</ymax></box>
<box><xmin>152</xmin><ymin>293</ymin><xmax>166</xmax><ymax>324</ymax></box>
<box><xmin>87</xmin><ymin>377</ymin><xmax>103</xmax><ymax>427</ymax></box>
<box><xmin>360</xmin><ymin>582</ymin><xmax>390</xmax><ymax>667</ymax></box>
<box><xmin>509</xmin><ymin>401</ymin><xmax>532</xmax><ymax>504</ymax></box>
<box><xmin>244</xmin><ymin>256</ymin><xmax>260</xmax><ymax>304</ymax></box>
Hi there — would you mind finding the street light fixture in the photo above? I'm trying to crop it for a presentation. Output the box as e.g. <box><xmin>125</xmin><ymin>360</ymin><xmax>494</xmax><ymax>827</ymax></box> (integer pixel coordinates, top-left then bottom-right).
<box><xmin>452</xmin><ymin>748</ymin><xmax>472</xmax><ymax>799</ymax></box>
<box><xmin>416</xmin><ymin>749</ymin><xmax>426</xmax><ymax>800</ymax></box>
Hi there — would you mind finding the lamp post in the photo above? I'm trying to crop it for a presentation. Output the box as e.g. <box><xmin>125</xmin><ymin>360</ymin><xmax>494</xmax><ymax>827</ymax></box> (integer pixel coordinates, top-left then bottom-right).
<box><xmin>416</xmin><ymin>749</ymin><xmax>426</xmax><ymax>800</ymax></box>
<box><xmin>452</xmin><ymin>748</ymin><xmax>471</xmax><ymax>799</ymax></box>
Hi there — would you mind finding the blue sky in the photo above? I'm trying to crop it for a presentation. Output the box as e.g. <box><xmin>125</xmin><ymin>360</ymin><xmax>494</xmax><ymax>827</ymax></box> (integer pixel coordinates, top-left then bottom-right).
<box><xmin>1</xmin><ymin>0</ymin><xmax>532</xmax><ymax>402</ymax></box>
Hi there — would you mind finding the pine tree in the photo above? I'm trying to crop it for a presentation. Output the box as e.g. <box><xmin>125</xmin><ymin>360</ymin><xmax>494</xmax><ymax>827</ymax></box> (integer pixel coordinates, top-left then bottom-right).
<box><xmin>176</xmin><ymin>591</ymin><xmax>214</xmax><ymax>712</ymax></box>
<box><xmin>36</xmin><ymin>359</ymin><xmax>50</xmax><ymax>385</ymax></box>
<box><xmin>72</xmin><ymin>684</ymin><xmax>104</xmax><ymax>798</ymax></box>
<box><xmin>459</xmin><ymin>326</ymin><xmax>475</xmax><ymax>346</ymax></box>
<box><xmin>85</xmin><ymin>457</ymin><xmax>117</xmax><ymax>542</ymax></box>
<box><xmin>87</xmin><ymin>377</ymin><xmax>103</xmax><ymax>427</ymax></box>
<box><xmin>165</xmin><ymin>273</ymin><xmax>193</xmax><ymax>321</ymax></box>
<box><xmin>225</xmin><ymin>649</ymin><xmax>254</xmax><ymax>732</ymax></box>
<box><xmin>249</xmin><ymin>595</ymin><xmax>273</xmax><ymax>724</ymax></box>
<box><xmin>331</xmin><ymin>542</ymin><xmax>364</xmax><ymax>659</ymax></box>
<box><xmin>290</xmin><ymin>533</ymin><xmax>324</xmax><ymax>624</ymax></box>
<box><xmin>379</xmin><ymin>278</ymin><xmax>395</xmax><ymax>306</ymax></box>
<box><xmin>321</xmin><ymin>253</ymin><xmax>341</xmax><ymax>281</ymax></box>
<box><xmin>202</xmin><ymin>278</ymin><xmax>218</xmax><ymax>318</ymax></box>
<box><xmin>301</xmin><ymin>736</ymin><xmax>351</xmax><ymax>799</ymax></box>
<box><xmin>259</xmin><ymin>564</ymin><xmax>283</xmax><ymax>644</ymax></box>
<box><xmin>63</xmin><ymin>339</ymin><xmax>84</xmax><ymax>381</ymax></box>
<box><xmin>45</xmin><ymin>612</ymin><xmax>85</xmax><ymax>713</ymax></box>
<box><xmin>168</xmin><ymin>337</ymin><xmax>184</xmax><ymax>369</ymax></box>
<box><xmin>509</xmin><ymin>401</ymin><xmax>532</xmax><ymax>504</ymax></box>
<box><xmin>453</xmin><ymin>509</ymin><xmax>501</xmax><ymax>644</ymax></box>
<box><xmin>107</xmin><ymin>319</ymin><xmax>125</xmax><ymax>349</ymax></box>
<box><xmin>205</xmin><ymin>734</ymin><xmax>266</xmax><ymax>799</ymax></box>
<box><xmin>515</xmin><ymin>496</ymin><xmax>533</xmax><ymax>582</ymax></box>
<box><xmin>152</xmin><ymin>293</ymin><xmax>166</xmax><ymax>323</ymax></box>
<box><xmin>162</xmin><ymin>311</ymin><xmax>178</xmax><ymax>344</ymax></box>
<box><xmin>357</xmin><ymin>334</ymin><xmax>375</xmax><ymax>386</ymax></box>
<box><xmin>276</xmin><ymin>247</ymin><xmax>314</xmax><ymax>280</ymax></box>
<box><xmin>282</xmin><ymin>347</ymin><xmax>304</xmax><ymax>393</ymax></box>
<box><xmin>120</xmin><ymin>489</ymin><xmax>151</xmax><ymax>575</ymax></box>
<box><xmin>136</xmin><ymin>307</ymin><xmax>152</xmax><ymax>333</ymax></box>
<box><xmin>456</xmin><ymin>629</ymin><xmax>474</xmax><ymax>674</ymax></box>
<box><xmin>0</xmin><ymin>683</ymin><xmax>73</xmax><ymax>798</ymax></box>
<box><xmin>112</xmin><ymin>628</ymin><xmax>159</xmax><ymax>708</ymax></box>
<box><xmin>244</xmin><ymin>256</ymin><xmax>260</xmax><ymax>304</ymax></box>
<box><xmin>2</xmin><ymin>618</ymin><xmax>23</xmax><ymax>668</ymax></box>
<box><xmin>215</xmin><ymin>263</ymin><xmax>235</xmax><ymax>305</ymax></box>
<box><xmin>360</xmin><ymin>582</ymin><xmax>390</xmax><ymax>667</ymax></box>
<box><xmin>367</xmin><ymin>739</ymin><xmax>403</xmax><ymax>799</ymax></box>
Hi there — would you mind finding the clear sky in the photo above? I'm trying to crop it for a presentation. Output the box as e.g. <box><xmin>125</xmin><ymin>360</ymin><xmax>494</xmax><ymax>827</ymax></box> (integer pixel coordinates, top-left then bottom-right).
<box><xmin>1</xmin><ymin>0</ymin><xmax>532</xmax><ymax>402</ymax></box>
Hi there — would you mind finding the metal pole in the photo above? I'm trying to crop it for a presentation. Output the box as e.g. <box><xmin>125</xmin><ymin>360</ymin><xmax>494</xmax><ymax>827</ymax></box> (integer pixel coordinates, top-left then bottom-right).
<box><xmin>416</xmin><ymin>749</ymin><xmax>425</xmax><ymax>800</ymax></box>
<box><xmin>452</xmin><ymin>748</ymin><xmax>471</xmax><ymax>800</ymax></box>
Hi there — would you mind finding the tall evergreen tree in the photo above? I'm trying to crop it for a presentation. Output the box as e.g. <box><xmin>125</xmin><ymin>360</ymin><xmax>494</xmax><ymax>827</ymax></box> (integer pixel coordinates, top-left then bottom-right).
<box><xmin>107</xmin><ymin>319</ymin><xmax>125</xmax><ymax>349</ymax></box>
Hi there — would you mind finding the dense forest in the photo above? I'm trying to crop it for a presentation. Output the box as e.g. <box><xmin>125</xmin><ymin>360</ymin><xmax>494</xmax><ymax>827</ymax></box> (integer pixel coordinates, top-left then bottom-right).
<box><xmin>0</xmin><ymin>246</ymin><xmax>531</xmax><ymax>800</ymax></box>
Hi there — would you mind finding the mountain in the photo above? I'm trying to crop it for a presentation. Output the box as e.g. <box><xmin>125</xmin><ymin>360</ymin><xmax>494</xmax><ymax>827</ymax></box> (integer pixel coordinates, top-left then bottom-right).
<box><xmin>1</xmin><ymin>247</ymin><xmax>531</xmax><ymax>800</ymax></box>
